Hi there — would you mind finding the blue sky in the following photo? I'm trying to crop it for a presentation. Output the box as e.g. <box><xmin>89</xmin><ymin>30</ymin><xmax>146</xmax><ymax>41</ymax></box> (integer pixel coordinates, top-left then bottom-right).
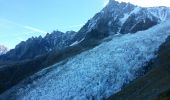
<box><xmin>0</xmin><ymin>0</ymin><xmax>106</xmax><ymax>49</ymax></box>
<box><xmin>0</xmin><ymin>0</ymin><xmax>170</xmax><ymax>49</ymax></box>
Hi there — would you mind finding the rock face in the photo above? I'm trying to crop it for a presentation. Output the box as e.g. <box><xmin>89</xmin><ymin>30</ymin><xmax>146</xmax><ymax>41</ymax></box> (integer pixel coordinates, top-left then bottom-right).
<box><xmin>0</xmin><ymin>45</ymin><xmax>8</xmax><ymax>55</ymax></box>
<box><xmin>0</xmin><ymin>1</ymin><xmax>170</xmax><ymax>99</ymax></box>
<box><xmin>0</xmin><ymin>31</ymin><xmax>77</xmax><ymax>61</ymax></box>
<box><xmin>1</xmin><ymin>0</ymin><xmax>170</xmax><ymax>62</ymax></box>
<box><xmin>1</xmin><ymin>20</ymin><xmax>170</xmax><ymax>100</ymax></box>
<box><xmin>0</xmin><ymin>29</ymin><xmax>106</xmax><ymax>94</ymax></box>
<box><xmin>74</xmin><ymin>0</ymin><xmax>170</xmax><ymax>40</ymax></box>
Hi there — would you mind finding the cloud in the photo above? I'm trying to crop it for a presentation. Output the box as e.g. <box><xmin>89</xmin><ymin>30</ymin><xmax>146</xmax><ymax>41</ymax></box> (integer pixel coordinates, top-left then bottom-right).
<box><xmin>0</xmin><ymin>18</ymin><xmax>22</xmax><ymax>27</ymax></box>
<box><xmin>0</xmin><ymin>18</ymin><xmax>47</xmax><ymax>34</ymax></box>
<box><xmin>24</xmin><ymin>26</ymin><xmax>47</xmax><ymax>34</ymax></box>
<box><xmin>22</xmin><ymin>32</ymin><xmax>33</xmax><ymax>36</ymax></box>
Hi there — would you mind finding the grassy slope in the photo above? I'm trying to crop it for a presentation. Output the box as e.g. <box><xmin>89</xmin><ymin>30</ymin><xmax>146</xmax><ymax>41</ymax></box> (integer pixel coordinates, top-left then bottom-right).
<box><xmin>109</xmin><ymin>36</ymin><xmax>170</xmax><ymax>100</ymax></box>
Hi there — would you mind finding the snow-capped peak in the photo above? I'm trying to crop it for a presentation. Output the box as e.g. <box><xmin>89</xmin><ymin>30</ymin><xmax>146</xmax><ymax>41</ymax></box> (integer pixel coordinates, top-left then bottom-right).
<box><xmin>78</xmin><ymin>0</ymin><xmax>170</xmax><ymax>36</ymax></box>
<box><xmin>120</xmin><ymin>6</ymin><xmax>141</xmax><ymax>24</ymax></box>
<box><xmin>147</xmin><ymin>7</ymin><xmax>170</xmax><ymax>21</ymax></box>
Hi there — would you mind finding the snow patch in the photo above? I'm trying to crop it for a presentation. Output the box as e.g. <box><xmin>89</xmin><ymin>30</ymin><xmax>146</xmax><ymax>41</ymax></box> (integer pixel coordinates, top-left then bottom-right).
<box><xmin>70</xmin><ymin>41</ymin><xmax>79</xmax><ymax>46</ymax></box>
<box><xmin>120</xmin><ymin>7</ymin><xmax>141</xmax><ymax>24</ymax></box>
<box><xmin>148</xmin><ymin>7</ymin><xmax>170</xmax><ymax>21</ymax></box>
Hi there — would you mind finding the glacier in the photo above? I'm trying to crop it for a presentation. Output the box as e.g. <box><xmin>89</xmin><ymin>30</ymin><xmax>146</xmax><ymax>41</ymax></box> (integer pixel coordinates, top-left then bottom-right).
<box><xmin>1</xmin><ymin>21</ymin><xmax>170</xmax><ymax>100</ymax></box>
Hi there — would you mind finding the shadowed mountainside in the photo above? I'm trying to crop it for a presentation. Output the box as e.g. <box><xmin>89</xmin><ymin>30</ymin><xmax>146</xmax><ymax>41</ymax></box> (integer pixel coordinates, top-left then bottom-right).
<box><xmin>0</xmin><ymin>29</ymin><xmax>108</xmax><ymax>94</ymax></box>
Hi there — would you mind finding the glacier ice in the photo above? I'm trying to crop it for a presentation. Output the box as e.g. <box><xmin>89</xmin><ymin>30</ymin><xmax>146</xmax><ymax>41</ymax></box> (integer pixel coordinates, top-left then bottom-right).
<box><xmin>1</xmin><ymin>21</ymin><xmax>170</xmax><ymax>100</ymax></box>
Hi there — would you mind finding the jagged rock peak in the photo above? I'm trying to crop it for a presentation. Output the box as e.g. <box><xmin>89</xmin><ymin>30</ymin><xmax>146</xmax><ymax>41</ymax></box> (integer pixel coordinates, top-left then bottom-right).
<box><xmin>0</xmin><ymin>45</ymin><xmax>8</xmax><ymax>55</ymax></box>
<box><xmin>108</xmin><ymin>0</ymin><xmax>119</xmax><ymax>5</ymax></box>
<box><xmin>109</xmin><ymin>0</ymin><xmax>117</xmax><ymax>3</ymax></box>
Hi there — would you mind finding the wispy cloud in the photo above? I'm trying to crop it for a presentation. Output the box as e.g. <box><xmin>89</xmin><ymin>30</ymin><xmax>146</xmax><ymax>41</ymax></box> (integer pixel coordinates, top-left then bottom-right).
<box><xmin>0</xmin><ymin>18</ymin><xmax>22</xmax><ymax>27</ymax></box>
<box><xmin>23</xmin><ymin>32</ymin><xmax>33</xmax><ymax>36</ymax></box>
<box><xmin>0</xmin><ymin>18</ymin><xmax>47</xmax><ymax>34</ymax></box>
<box><xmin>24</xmin><ymin>26</ymin><xmax>47</xmax><ymax>34</ymax></box>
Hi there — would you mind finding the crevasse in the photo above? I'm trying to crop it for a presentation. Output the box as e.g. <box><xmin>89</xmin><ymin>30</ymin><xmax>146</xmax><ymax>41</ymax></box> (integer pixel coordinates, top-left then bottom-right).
<box><xmin>2</xmin><ymin>21</ymin><xmax>170</xmax><ymax>100</ymax></box>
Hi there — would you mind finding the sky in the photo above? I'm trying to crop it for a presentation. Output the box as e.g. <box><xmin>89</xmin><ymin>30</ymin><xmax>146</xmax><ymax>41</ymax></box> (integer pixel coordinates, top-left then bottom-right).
<box><xmin>0</xmin><ymin>0</ymin><xmax>170</xmax><ymax>49</ymax></box>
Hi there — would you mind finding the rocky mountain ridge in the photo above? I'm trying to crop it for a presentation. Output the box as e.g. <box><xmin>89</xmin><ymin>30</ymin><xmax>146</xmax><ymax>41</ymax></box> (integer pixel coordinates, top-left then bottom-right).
<box><xmin>1</xmin><ymin>0</ymin><xmax>170</xmax><ymax>63</ymax></box>
<box><xmin>0</xmin><ymin>45</ymin><xmax>8</xmax><ymax>55</ymax></box>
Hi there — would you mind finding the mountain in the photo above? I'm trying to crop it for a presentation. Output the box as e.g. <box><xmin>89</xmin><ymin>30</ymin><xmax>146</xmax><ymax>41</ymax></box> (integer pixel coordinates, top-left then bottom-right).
<box><xmin>0</xmin><ymin>29</ymin><xmax>106</xmax><ymax>94</ymax></box>
<box><xmin>0</xmin><ymin>45</ymin><xmax>8</xmax><ymax>55</ymax></box>
<box><xmin>0</xmin><ymin>0</ymin><xmax>170</xmax><ymax>99</ymax></box>
<box><xmin>1</xmin><ymin>0</ymin><xmax>170</xmax><ymax>63</ymax></box>
<box><xmin>1</xmin><ymin>19</ymin><xmax>170</xmax><ymax>100</ymax></box>
<box><xmin>0</xmin><ymin>31</ymin><xmax>77</xmax><ymax>62</ymax></box>
<box><xmin>74</xmin><ymin>0</ymin><xmax>170</xmax><ymax>40</ymax></box>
